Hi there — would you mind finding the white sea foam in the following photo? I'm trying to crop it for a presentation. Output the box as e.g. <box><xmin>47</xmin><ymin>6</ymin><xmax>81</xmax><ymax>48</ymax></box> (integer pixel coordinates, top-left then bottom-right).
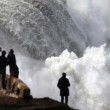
<box><xmin>44</xmin><ymin>44</ymin><xmax>110</xmax><ymax>110</ymax></box>
<box><xmin>16</xmin><ymin>44</ymin><xmax>110</xmax><ymax>110</ymax></box>
<box><xmin>0</xmin><ymin>0</ymin><xmax>110</xmax><ymax>110</ymax></box>
<box><xmin>66</xmin><ymin>0</ymin><xmax>110</xmax><ymax>47</ymax></box>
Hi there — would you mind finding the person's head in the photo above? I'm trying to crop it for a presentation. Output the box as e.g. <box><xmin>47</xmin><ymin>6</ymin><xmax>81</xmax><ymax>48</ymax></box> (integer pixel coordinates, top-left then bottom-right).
<box><xmin>62</xmin><ymin>72</ymin><xmax>66</xmax><ymax>78</ymax></box>
<box><xmin>2</xmin><ymin>50</ymin><xmax>6</xmax><ymax>56</ymax></box>
<box><xmin>10</xmin><ymin>49</ymin><xmax>14</xmax><ymax>54</ymax></box>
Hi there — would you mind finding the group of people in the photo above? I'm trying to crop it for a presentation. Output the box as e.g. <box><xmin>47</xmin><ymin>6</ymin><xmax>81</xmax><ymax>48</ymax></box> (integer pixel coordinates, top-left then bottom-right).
<box><xmin>0</xmin><ymin>47</ymin><xmax>70</xmax><ymax>105</ymax></box>
<box><xmin>0</xmin><ymin>48</ymin><xmax>19</xmax><ymax>90</ymax></box>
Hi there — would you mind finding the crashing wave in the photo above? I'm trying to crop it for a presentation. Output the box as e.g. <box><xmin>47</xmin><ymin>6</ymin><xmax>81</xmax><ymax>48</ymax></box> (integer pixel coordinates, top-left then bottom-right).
<box><xmin>0</xmin><ymin>0</ymin><xmax>87</xmax><ymax>59</ymax></box>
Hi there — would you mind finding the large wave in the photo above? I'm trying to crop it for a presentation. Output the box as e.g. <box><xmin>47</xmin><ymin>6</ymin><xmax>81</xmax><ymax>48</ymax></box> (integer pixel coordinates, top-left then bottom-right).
<box><xmin>0</xmin><ymin>0</ymin><xmax>110</xmax><ymax>110</ymax></box>
<box><xmin>0</xmin><ymin>0</ymin><xmax>87</xmax><ymax>59</ymax></box>
<box><xmin>66</xmin><ymin>0</ymin><xmax>110</xmax><ymax>47</ymax></box>
<box><xmin>20</xmin><ymin>44</ymin><xmax>110</xmax><ymax>110</ymax></box>
<box><xmin>45</xmin><ymin>44</ymin><xmax>110</xmax><ymax>110</ymax></box>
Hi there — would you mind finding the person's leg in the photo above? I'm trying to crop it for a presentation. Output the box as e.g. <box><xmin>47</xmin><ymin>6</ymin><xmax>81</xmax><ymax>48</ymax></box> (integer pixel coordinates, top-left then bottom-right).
<box><xmin>61</xmin><ymin>96</ymin><xmax>64</xmax><ymax>104</ymax></box>
<box><xmin>9</xmin><ymin>69</ymin><xmax>14</xmax><ymax>89</ymax></box>
<box><xmin>65</xmin><ymin>96</ymin><xmax>68</xmax><ymax>105</ymax></box>
<box><xmin>2</xmin><ymin>73</ymin><xmax>6</xmax><ymax>89</ymax></box>
<box><xmin>10</xmin><ymin>70</ymin><xmax>14</xmax><ymax>77</ymax></box>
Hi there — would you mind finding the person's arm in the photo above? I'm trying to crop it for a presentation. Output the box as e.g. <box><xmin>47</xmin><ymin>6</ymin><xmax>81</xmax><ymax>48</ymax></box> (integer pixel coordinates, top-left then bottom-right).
<box><xmin>67</xmin><ymin>79</ymin><xmax>70</xmax><ymax>87</ymax></box>
<box><xmin>57</xmin><ymin>79</ymin><xmax>61</xmax><ymax>89</ymax></box>
<box><xmin>14</xmin><ymin>54</ymin><xmax>16</xmax><ymax>64</ymax></box>
<box><xmin>7</xmin><ymin>54</ymin><xmax>10</xmax><ymax>64</ymax></box>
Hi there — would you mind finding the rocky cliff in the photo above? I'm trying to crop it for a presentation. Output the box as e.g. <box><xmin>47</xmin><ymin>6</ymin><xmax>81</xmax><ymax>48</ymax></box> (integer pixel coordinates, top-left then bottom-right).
<box><xmin>0</xmin><ymin>75</ymin><xmax>77</xmax><ymax>110</ymax></box>
<box><xmin>0</xmin><ymin>97</ymin><xmax>77</xmax><ymax>110</ymax></box>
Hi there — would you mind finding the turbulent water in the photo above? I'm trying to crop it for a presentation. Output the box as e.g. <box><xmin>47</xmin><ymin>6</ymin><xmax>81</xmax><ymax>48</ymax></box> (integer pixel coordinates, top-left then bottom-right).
<box><xmin>0</xmin><ymin>0</ymin><xmax>110</xmax><ymax>110</ymax></box>
<box><xmin>0</xmin><ymin>0</ymin><xmax>88</xmax><ymax>59</ymax></box>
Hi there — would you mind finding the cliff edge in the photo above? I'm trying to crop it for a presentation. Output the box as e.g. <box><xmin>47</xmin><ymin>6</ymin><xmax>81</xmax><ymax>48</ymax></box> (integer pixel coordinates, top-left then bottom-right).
<box><xmin>0</xmin><ymin>96</ymin><xmax>77</xmax><ymax>110</ymax></box>
<box><xmin>0</xmin><ymin>75</ymin><xmax>77</xmax><ymax>110</ymax></box>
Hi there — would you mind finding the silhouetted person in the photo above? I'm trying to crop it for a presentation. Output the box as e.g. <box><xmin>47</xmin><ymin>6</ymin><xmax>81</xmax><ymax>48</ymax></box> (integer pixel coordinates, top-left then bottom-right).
<box><xmin>0</xmin><ymin>50</ymin><xmax>8</xmax><ymax>89</ymax></box>
<box><xmin>7</xmin><ymin>49</ymin><xmax>16</xmax><ymax>88</ymax></box>
<box><xmin>7</xmin><ymin>49</ymin><xmax>16</xmax><ymax>77</ymax></box>
<box><xmin>57</xmin><ymin>72</ymin><xmax>70</xmax><ymax>105</ymax></box>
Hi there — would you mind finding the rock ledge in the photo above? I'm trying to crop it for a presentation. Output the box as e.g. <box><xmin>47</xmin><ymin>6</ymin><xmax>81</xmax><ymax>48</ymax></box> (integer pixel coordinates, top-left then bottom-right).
<box><xmin>0</xmin><ymin>97</ymin><xmax>77</xmax><ymax>110</ymax></box>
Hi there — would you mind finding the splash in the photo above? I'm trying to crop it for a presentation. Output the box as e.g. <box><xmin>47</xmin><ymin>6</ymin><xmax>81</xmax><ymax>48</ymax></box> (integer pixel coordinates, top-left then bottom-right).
<box><xmin>0</xmin><ymin>0</ymin><xmax>86</xmax><ymax>58</ymax></box>
<box><xmin>17</xmin><ymin>44</ymin><xmax>110</xmax><ymax>110</ymax></box>
<box><xmin>13</xmin><ymin>0</ymin><xmax>110</xmax><ymax>110</ymax></box>
<box><xmin>66</xmin><ymin>0</ymin><xmax>110</xmax><ymax>47</ymax></box>
<box><xmin>44</xmin><ymin>44</ymin><xmax>110</xmax><ymax>110</ymax></box>
<box><xmin>0</xmin><ymin>0</ymin><xmax>110</xmax><ymax>110</ymax></box>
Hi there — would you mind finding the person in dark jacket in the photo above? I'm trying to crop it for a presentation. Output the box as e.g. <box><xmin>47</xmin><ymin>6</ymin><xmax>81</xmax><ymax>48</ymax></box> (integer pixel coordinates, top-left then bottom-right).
<box><xmin>57</xmin><ymin>72</ymin><xmax>70</xmax><ymax>105</ymax></box>
<box><xmin>7</xmin><ymin>49</ymin><xmax>17</xmax><ymax>89</ymax></box>
<box><xmin>0</xmin><ymin>50</ymin><xmax>8</xmax><ymax>89</ymax></box>
<box><xmin>7</xmin><ymin>49</ymin><xmax>16</xmax><ymax>77</ymax></box>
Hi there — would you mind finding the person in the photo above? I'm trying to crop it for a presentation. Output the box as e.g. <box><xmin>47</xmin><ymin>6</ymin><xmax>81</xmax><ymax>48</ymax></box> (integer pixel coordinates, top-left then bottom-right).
<box><xmin>7</xmin><ymin>49</ymin><xmax>16</xmax><ymax>78</ymax></box>
<box><xmin>57</xmin><ymin>72</ymin><xmax>70</xmax><ymax>105</ymax></box>
<box><xmin>7</xmin><ymin>49</ymin><xmax>16</xmax><ymax>89</ymax></box>
<box><xmin>0</xmin><ymin>50</ymin><xmax>8</xmax><ymax>90</ymax></box>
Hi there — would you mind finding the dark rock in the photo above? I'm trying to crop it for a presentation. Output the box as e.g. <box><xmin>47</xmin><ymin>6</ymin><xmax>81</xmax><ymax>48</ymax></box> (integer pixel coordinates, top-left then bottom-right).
<box><xmin>0</xmin><ymin>76</ymin><xmax>77</xmax><ymax>110</ymax></box>
<box><xmin>0</xmin><ymin>75</ymin><xmax>31</xmax><ymax>100</ymax></box>
<box><xmin>0</xmin><ymin>97</ymin><xmax>77</xmax><ymax>110</ymax></box>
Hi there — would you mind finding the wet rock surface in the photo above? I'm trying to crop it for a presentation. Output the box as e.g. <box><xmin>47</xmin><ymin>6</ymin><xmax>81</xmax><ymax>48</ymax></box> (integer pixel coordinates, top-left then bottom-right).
<box><xmin>0</xmin><ymin>96</ymin><xmax>76</xmax><ymax>110</ymax></box>
<box><xmin>0</xmin><ymin>75</ymin><xmax>77</xmax><ymax>110</ymax></box>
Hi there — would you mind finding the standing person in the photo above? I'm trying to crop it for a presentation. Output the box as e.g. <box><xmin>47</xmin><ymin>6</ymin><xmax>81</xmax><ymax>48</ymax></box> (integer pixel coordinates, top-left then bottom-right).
<box><xmin>7</xmin><ymin>49</ymin><xmax>16</xmax><ymax>88</ymax></box>
<box><xmin>7</xmin><ymin>49</ymin><xmax>16</xmax><ymax>77</ymax></box>
<box><xmin>57</xmin><ymin>72</ymin><xmax>70</xmax><ymax>105</ymax></box>
<box><xmin>0</xmin><ymin>50</ymin><xmax>8</xmax><ymax>90</ymax></box>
